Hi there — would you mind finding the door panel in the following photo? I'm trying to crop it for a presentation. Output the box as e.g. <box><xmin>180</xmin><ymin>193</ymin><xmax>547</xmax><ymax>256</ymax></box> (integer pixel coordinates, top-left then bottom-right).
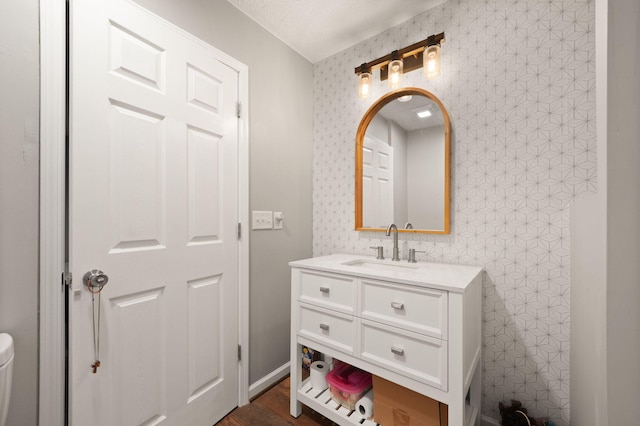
<box><xmin>109</xmin><ymin>100</ymin><xmax>166</xmax><ymax>251</ymax></box>
<box><xmin>187</xmin><ymin>127</ymin><xmax>222</xmax><ymax>243</ymax></box>
<box><xmin>69</xmin><ymin>1</ymin><xmax>240</xmax><ymax>424</ymax></box>
<box><xmin>187</xmin><ymin>275</ymin><xmax>222</xmax><ymax>401</ymax></box>
<box><xmin>111</xmin><ymin>287</ymin><xmax>167</xmax><ymax>426</ymax></box>
<box><xmin>362</xmin><ymin>135</ymin><xmax>394</xmax><ymax>228</ymax></box>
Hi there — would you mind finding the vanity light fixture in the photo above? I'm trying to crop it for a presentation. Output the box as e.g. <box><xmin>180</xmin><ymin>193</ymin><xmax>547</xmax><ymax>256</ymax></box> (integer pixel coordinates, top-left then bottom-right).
<box><xmin>354</xmin><ymin>32</ymin><xmax>445</xmax><ymax>98</ymax></box>
<box><xmin>388</xmin><ymin>50</ymin><xmax>403</xmax><ymax>89</ymax></box>
<box><xmin>357</xmin><ymin>64</ymin><xmax>372</xmax><ymax>99</ymax></box>
<box><xmin>423</xmin><ymin>33</ymin><xmax>443</xmax><ymax>79</ymax></box>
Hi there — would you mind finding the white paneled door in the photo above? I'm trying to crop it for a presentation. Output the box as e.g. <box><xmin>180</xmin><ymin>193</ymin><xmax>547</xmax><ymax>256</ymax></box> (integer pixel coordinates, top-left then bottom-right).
<box><xmin>69</xmin><ymin>1</ymin><xmax>240</xmax><ymax>424</ymax></box>
<box><xmin>362</xmin><ymin>135</ymin><xmax>394</xmax><ymax>228</ymax></box>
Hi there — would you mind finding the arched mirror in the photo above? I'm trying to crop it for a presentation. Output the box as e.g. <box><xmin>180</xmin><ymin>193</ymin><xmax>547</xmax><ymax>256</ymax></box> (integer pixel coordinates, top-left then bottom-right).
<box><xmin>355</xmin><ymin>87</ymin><xmax>450</xmax><ymax>234</ymax></box>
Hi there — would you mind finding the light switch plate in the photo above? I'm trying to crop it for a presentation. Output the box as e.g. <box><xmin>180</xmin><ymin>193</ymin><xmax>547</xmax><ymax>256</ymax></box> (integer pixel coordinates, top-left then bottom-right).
<box><xmin>252</xmin><ymin>211</ymin><xmax>273</xmax><ymax>230</ymax></box>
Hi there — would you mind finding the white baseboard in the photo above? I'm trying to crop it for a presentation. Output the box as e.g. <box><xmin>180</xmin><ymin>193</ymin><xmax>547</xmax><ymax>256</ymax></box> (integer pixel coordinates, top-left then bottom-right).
<box><xmin>482</xmin><ymin>414</ymin><xmax>501</xmax><ymax>426</ymax></box>
<box><xmin>248</xmin><ymin>362</ymin><xmax>291</xmax><ymax>400</ymax></box>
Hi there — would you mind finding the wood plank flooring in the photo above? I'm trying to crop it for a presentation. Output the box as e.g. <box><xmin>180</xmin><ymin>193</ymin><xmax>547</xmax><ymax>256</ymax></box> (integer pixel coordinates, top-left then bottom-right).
<box><xmin>217</xmin><ymin>377</ymin><xmax>337</xmax><ymax>426</ymax></box>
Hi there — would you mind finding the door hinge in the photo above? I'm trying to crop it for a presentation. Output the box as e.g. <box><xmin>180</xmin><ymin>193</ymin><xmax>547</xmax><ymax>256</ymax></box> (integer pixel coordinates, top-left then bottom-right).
<box><xmin>238</xmin><ymin>344</ymin><xmax>242</xmax><ymax>361</ymax></box>
<box><xmin>237</xmin><ymin>222</ymin><xmax>242</xmax><ymax>240</ymax></box>
<box><xmin>64</xmin><ymin>271</ymin><xmax>72</xmax><ymax>287</ymax></box>
<box><xmin>236</xmin><ymin>101</ymin><xmax>241</xmax><ymax>118</ymax></box>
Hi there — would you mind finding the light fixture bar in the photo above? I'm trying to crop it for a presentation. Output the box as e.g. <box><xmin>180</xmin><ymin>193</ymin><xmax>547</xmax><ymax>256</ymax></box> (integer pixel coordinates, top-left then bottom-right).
<box><xmin>353</xmin><ymin>32</ymin><xmax>445</xmax><ymax>78</ymax></box>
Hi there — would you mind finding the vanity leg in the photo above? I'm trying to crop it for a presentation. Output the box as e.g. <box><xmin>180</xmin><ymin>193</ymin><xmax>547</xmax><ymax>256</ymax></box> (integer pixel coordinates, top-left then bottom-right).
<box><xmin>448</xmin><ymin>398</ymin><xmax>464</xmax><ymax>426</ymax></box>
<box><xmin>290</xmin><ymin>342</ymin><xmax>302</xmax><ymax>418</ymax></box>
<box><xmin>470</xmin><ymin>361</ymin><xmax>482</xmax><ymax>426</ymax></box>
<box><xmin>448</xmin><ymin>363</ymin><xmax>482</xmax><ymax>426</ymax></box>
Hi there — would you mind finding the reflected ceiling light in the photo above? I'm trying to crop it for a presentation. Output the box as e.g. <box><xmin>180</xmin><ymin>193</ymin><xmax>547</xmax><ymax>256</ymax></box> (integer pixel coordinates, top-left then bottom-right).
<box><xmin>416</xmin><ymin>109</ymin><xmax>432</xmax><ymax>118</ymax></box>
<box><xmin>353</xmin><ymin>32</ymin><xmax>444</xmax><ymax>99</ymax></box>
<box><xmin>397</xmin><ymin>95</ymin><xmax>413</xmax><ymax>102</ymax></box>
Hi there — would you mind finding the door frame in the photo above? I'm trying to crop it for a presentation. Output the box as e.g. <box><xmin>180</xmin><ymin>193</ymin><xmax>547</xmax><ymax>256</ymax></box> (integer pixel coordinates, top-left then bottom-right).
<box><xmin>39</xmin><ymin>1</ymin><xmax>251</xmax><ymax>423</ymax></box>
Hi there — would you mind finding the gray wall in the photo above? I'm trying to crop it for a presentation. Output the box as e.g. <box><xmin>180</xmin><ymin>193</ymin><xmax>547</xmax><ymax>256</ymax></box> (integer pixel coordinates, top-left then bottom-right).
<box><xmin>607</xmin><ymin>0</ymin><xmax>640</xmax><ymax>425</ymax></box>
<box><xmin>391</xmin><ymin>121</ymin><xmax>408</xmax><ymax>225</ymax></box>
<box><xmin>571</xmin><ymin>1</ymin><xmax>640</xmax><ymax>424</ymax></box>
<box><xmin>570</xmin><ymin>195</ymin><xmax>607</xmax><ymax>425</ymax></box>
<box><xmin>604</xmin><ymin>0</ymin><xmax>640</xmax><ymax>421</ymax></box>
<box><xmin>569</xmin><ymin>1</ymin><xmax>609</xmax><ymax>424</ymax></box>
<box><xmin>406</xmin><ymin>126</ymin><xmax>444</xmax><ymax>228</ymax></box>
<box><xmin>0</xmin><ymin>0</ymin><xmax>40</xmax><ymax>424</ymax></box>
<box><xmin>132</xmin><ymin>0</ymin><xmax>314</xmax><ymax>385</ymax></box>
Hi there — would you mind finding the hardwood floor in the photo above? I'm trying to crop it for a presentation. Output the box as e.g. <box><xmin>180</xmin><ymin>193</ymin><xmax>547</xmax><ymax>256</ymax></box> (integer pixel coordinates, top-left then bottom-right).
<box><xmin>217</xmin><ymin>377</ymin><xmax>337</xmax><ymax>426</ymax></box>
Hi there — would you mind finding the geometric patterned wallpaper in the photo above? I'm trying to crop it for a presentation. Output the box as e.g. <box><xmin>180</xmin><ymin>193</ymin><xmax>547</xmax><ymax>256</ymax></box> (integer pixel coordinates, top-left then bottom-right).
<box><xmin>312</xmin><ymin>1</ymin><xmax>595</xmax><ymax>424</ymax></box>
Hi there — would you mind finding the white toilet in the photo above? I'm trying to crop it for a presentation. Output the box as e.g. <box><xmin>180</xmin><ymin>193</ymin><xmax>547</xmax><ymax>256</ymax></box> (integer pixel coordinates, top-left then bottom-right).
<box><xmin>0</xmin><ymin>334</ymin><xmax>13</xmax><ymax>426</ymax></box>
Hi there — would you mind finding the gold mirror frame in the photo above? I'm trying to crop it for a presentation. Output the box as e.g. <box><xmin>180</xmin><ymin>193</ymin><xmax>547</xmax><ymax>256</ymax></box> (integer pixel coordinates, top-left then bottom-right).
<box><xmin>355</xmin><ymin>87</ymin><xmax>451</xmax><ymax>234</ymax></box>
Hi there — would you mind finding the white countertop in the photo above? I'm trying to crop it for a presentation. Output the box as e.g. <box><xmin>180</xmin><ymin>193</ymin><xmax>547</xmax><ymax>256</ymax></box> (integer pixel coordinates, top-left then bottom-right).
<box><xmin>289</xmin><ymin>254</ymin><xmax>483</xmax><ymax>293</ymax></box>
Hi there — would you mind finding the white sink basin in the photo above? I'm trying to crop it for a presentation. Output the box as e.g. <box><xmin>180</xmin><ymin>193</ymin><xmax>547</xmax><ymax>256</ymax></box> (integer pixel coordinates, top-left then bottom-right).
<box><xmin>341</xmin><ymin>259</ymin><xmax>419</xmax><ymax>272</ymax></box>
<box><xmin>290</xmin><ymin>254</ymin><xmax>485</xmax><ymax>292</ymax></box>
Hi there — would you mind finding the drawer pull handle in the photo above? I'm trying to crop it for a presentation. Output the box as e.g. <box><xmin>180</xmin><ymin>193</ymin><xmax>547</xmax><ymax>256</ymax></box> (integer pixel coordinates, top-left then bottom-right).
<box><xmin>391</xmin><ymin>347</ymin><xmax>404</xmax><ymax>356</ymax></box>
<box><xmin>391</xmin><ymin>302</ymin><xmax>405</xmax><ymax>310</ymax></box>
<box><xmin>319</xmin><ymin>323</ymin><xmax>330</xmax><ymax>331</ymax></box>
<box><xmin>319</xmin><ymin>287</ymin><xmax>330</xmax><ymax>294</ymax></box>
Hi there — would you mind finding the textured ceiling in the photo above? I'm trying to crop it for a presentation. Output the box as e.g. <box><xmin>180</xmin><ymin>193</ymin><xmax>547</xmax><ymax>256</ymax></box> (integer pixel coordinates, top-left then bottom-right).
<box><xmin>226</xmin><ymin>0</ymin><xmax>445</xmax><ymax>63</ymax></box>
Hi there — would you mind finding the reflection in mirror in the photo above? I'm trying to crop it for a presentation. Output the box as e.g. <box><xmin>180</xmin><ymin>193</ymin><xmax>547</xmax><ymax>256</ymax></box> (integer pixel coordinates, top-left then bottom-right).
<box><xmin>356</xmin><ymin>88</ymin><xmax>450</xmax><ymax>234</ymax></box>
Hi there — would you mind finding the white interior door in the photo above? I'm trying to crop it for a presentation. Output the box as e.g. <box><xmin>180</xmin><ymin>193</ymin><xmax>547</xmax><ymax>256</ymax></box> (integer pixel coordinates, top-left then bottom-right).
<box><xmin>68</xmin><ymin>1</ymin><xmax>241</xmax><ymax>424</ymax></box>
<box><xmin>362</xmin><ymin>135</ymin><xmax>394</xmax><ymax>228</ymax></box>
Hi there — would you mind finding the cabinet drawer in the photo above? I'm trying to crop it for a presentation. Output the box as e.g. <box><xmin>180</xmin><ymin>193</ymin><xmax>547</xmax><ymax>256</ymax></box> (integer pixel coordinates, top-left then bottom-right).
<box><xmin>298</xmin><ymin>303</ymin><xmax>357</xmax><ymax>355</ymax></box>
<box><xmin>299</xmin><ymin>270</ymin><xmax>356</xmax><ymax>314</ymax></box>
<box><xmin>360</xmin><ymin>279</ymin><xmax>448</xmax><ymax>340</ymax></box>
<box><xmin>360</xmin><ymin>319</ymin><xmax>447</xmax><ymax>391</ymax></box>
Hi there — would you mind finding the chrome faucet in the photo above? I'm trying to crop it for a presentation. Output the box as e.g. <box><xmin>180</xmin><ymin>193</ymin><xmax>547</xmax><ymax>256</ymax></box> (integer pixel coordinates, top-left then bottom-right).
<box><xmin>386</xmin><ymin>223</ymin><xmax>400</xmax><ymax>261</ymax></box>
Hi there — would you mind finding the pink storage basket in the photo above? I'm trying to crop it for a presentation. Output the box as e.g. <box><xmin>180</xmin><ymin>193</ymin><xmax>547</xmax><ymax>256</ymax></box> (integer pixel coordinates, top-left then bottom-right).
<box><xmin>325</xmin><ymin>361</ymin><xmax>372</xmax><ymax>410</ymax></box>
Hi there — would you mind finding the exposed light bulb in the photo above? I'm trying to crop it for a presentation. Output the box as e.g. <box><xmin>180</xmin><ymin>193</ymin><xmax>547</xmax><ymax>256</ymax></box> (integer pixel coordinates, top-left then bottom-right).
<box><xmin>358</xmin><ymin>72</ymin><xmax>372</xmax><ymax>99</ymax></box>
<box><xmin>388</xmin><ymin>59</ymin><xmax>403</xmax><ymax>89</ymax></box>
<box><xmin>424</xmin><ymin>44</ymin><xmax>441</xmax><ymax>80</ymax></box>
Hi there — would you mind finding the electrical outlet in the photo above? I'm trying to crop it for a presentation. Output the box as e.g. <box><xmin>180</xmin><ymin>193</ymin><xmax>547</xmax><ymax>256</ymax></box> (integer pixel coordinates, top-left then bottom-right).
<box><xmin>252</xmin><ymin>211</ymin><xmax>273</xmax><ymax>230</ymax></box>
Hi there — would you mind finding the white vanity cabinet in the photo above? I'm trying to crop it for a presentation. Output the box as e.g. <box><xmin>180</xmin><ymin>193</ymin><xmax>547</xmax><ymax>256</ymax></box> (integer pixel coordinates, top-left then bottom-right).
<box><xmin>289</xmin><ymin>254</ymin><xmax>483</xmax><ymax>426</ymax></box>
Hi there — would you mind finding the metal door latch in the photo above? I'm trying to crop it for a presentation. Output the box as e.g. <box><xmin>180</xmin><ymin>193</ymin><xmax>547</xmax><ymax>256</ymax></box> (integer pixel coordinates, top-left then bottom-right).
<box><xmin>83</xmin><ymin>269</ymin><xmax>109</xmax><ymax>292</ymax></box>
